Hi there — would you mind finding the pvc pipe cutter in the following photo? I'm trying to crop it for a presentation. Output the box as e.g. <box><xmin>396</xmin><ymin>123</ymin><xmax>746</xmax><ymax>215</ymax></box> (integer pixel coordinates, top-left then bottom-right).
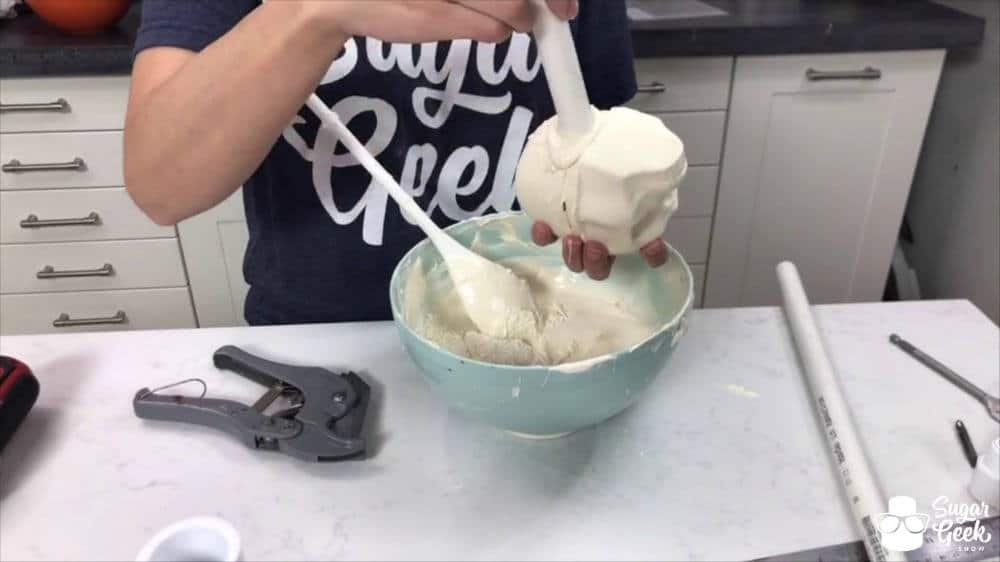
<box><xmin>133</xmin><ymin>346</ymin><xmax>369</xmax><ymax>462</ymax></box>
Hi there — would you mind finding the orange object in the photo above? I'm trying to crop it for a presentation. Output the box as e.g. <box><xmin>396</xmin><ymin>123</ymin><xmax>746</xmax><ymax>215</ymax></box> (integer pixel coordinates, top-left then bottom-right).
<box><xmin>25</xmin><ymin>0</ymin><xmax>131</xmax><ymax>34</ymax></box>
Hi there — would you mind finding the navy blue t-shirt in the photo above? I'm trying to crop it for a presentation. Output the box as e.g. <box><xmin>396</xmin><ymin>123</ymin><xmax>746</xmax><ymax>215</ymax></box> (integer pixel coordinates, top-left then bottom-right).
<box><xmin>135</xmin><ymin>0</ymin><xmax>637</xmax><ymax>325</ymax></box>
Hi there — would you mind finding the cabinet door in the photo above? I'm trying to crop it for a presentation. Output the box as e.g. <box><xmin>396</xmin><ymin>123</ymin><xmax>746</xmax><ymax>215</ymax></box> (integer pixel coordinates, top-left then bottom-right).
<box><xmin>705</xmin><ymin>50</ymin><xmax>944</xmax><ymax>307</ymax></box>
<box><xmin>176</xmin><ymin>191</ymin><xmax>249</xmax><ymax>327</ymax></box>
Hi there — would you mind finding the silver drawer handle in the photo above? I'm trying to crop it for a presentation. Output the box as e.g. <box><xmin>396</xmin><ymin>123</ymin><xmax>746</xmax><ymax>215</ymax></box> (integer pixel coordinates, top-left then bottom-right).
<box><xmin>53</xmin><ymin>310</ymin><xmax>127</xmax><ymax>328</ymax></box>
<box><xmin>2</xmin><ymin>157</ymin><xmax>86</xmax><ymax>173</ymax></box>
<box><xmin>36</xmin><ymin>263</ymin><xmax>115</xmax><ymax>279</ymax></box>
<box><xmin>20</xmin><ymin>212</ymin><xmax>101</xmax><ymax>228</ymax></box>
<box><xmin>0</xmin><ymin>98</ymin><xmax>70</xmax><ymax>113</ymax></box>
<box><xmin>637</xmin><ymin>81</ymin><xmax>667</xmax><ymax>94</ymax></box>
<box><xmin>806</xmin><ymin>67</ymin><xmax>882</xmax><ymax>81</ymax></box>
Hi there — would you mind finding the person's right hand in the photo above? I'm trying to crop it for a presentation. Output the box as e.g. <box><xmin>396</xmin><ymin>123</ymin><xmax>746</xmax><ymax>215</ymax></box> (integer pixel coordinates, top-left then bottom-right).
<box><xmin>309</xmin><ymin>0</ymin><xmax>578</xmax><ymax>44</ymax></box>
<box><xmin>531</xmin><ymin>223</ymin><xmax>670</xmax><ymax>281</ymax></box>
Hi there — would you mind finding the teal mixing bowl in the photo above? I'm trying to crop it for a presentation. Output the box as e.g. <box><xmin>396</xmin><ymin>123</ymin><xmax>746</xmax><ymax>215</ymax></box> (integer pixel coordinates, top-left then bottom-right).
<box><xmin>389</xmin><ymin>212</ymin><xmax>693</xmax><ymax>438</ymax></box>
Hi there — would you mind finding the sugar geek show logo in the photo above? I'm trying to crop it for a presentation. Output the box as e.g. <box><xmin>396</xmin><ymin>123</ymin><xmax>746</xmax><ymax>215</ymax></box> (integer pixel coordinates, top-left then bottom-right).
<box><xmin>876</xmin><ymin>495</ymin><xmax>993</xmax><ymax>553</ymax></box>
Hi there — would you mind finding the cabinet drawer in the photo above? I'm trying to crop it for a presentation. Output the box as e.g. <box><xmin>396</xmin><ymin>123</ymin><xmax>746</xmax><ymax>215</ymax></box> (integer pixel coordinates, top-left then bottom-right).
<box><xmin>689</xmin><ymin>264</ymin><xmax>705</xmax><ymax>308</ymax></box>
<box><xmin>675</xmin><ymin>166</ymin><xmax>718</xmax><ymax>218</ymax></box>
<box><xmin>0</xmin><ymin>288</ymin><xmax>196</xmax><ymax>335</ymax></box>
<box><xmin>1</xmin><ymin>239</ymin><xmax>187</xmax><ymax>294</ymax></box>
<box><xmin>629</xmin><ymin>57</ymin><xmax>733</xmax><ymax>113</ymax></box>
<box><xmin>657</xmin><ymin>111</ymin><xmax>726</xmax><ymax>166</ymax></box>
<box><xmin>1</xmin><ymin>188</ymin><xmax>174</xmax><ymax>243</ymax></box>
<box><xmin>664</xmin><ymin>216</ymin><xmax>711</xmax><ymax>264</ymax></box>
<box><xmin>0</xmin><ymin>76</ymin><xmax>129</xmax><ymax>133</ymax></box>
<box><xmin>1</xmin><ymin>131</ymin><xmax>123</xmax><ymax>190</ymax></box>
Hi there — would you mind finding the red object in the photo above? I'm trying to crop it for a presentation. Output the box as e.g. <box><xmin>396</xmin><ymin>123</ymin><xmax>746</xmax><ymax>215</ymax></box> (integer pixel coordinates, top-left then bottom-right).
<box><xmin>0</xmin><ymin>356</ymin><xmax>39</xmax><ymax>452</ymax></box>
<box><xmin>25</xmin><ymin>0</ymin><xmax>131</xmax><ymax>34</ymax></box>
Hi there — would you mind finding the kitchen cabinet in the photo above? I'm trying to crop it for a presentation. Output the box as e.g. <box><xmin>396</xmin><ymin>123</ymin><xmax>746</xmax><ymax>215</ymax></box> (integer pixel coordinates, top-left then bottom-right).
<box><xmin>629</xmin><ymin>56</ymin><xmax>732</xmax><ymax>112</ymax></box>
<box><xmin>0</xmin><ymin>76</ymin><xmax>129</xmax><ymax>133</ymax></box>
<box><xmin>176</xmin><ymin>191</ymin><xmax>250</xmax><ymax>328</ymax></box>
<box><xmin>705</xmin><ymin>50</ymin><xmax>945</xmax><ymax>307</ymax></box>
<box><xmin>1</xmin><ymin>288</ymin><xmax>195</xmax><ymax>335</ymax></box>
<box><xmin>0</xmin><ymin>131</ymin><xmax>124</xmax><ymax>190</ymax></box>
<box><xmin>0</xmin><ymin>188</ymin><xmax>175</xmax><ymax>243</ymax></box>
<box><xmin>0</xmin><ymin>76</ymin><xmax>196</xmax><ymax>335</ymax></box>
<box><xmin>629</xmin><ymin>56</ymin><xmax>734</xmax><ymax>308</ymax></box>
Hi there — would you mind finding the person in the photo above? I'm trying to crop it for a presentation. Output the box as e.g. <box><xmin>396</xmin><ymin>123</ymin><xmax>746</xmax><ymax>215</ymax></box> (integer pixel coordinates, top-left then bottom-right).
<box><xmin>125</xmin><ymin>0</ymin><xmax>669</xmax><ymax>326</ymax></box>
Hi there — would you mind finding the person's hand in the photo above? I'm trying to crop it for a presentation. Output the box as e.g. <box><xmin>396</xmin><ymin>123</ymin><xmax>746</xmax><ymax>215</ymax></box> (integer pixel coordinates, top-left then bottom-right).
<box><xmin>314</xmin><ymin>0</ymin><xmax>579</xmax><ymax>44</ymax></box>
<box><xmin>531</xmin><ymin>222</ymin><xmax>669</xmax><ymax>281</ymax></box>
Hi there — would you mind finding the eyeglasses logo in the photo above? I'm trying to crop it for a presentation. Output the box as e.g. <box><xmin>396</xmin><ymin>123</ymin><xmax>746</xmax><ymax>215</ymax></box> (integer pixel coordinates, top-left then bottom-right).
<box><xmin>876</xmin><ymin>496</ymin><xmax>929</xmax><ymax>552</ymax></box>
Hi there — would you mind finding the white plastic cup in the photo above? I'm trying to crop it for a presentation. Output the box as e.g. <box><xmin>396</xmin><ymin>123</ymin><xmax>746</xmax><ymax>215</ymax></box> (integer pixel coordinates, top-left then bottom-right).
<box><xmin>136</xmin><ymin>517</ymin><xmax>241</xmax><ymax>562</ymax></box>
<box><xmin>969</xmin><ymin>438</ymin><xmax>1000</xmax><ymax>510</ymax></box>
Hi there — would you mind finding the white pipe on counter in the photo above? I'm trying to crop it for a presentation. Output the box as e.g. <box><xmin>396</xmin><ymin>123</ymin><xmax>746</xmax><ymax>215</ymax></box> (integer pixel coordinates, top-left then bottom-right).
<box><xmin>776</xmin><ymin>261</ymin><xmax>904</xmax><ymax>562</ymax></box>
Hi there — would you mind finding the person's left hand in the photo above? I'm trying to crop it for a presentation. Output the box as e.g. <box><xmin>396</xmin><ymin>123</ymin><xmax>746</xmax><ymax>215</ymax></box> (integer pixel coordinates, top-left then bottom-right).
<box><xmin>531</xmin><ymin>222</ymin><xmax>669</xmax><ymax>281</ymax></box>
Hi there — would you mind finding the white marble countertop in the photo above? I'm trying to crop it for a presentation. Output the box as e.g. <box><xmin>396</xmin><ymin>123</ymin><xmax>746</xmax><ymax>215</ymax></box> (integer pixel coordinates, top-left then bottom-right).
<box><xmin>0</xmin><ymin>300</ymin><xmax>997</xmax><ymax>561</ymax></box>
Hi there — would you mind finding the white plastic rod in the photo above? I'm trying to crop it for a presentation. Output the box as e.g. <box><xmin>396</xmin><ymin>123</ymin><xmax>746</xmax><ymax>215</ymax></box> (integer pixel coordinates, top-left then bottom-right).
<box><xmin>531</xmin><ymin>0</ymin><xmax>594</xmax><ymax>140</ymax></box>
<box><xmin>776</xmin><ymin>262</ymin><xmax>904</xmax><ymax>562</ymax></box>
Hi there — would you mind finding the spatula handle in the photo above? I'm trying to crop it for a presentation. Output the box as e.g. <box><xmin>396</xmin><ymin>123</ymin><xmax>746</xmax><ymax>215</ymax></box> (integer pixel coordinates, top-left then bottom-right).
<box><xmin>305</xmin><ymin>94</ymin><xmax>452</xmax><ymax>251</ymax></box>
<box><xmin>890</xmin><ymin>334</ymin><xmax>993</xmax><ymax>405</ymax></box>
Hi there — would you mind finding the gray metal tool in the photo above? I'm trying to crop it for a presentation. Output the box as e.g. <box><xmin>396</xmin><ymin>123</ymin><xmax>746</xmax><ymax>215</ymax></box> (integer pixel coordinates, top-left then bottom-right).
<box><xmin>133</xmin><ymin>346</ymin><xmax>369</xmax><ymax>462</ymax></box>
<box><xmin>890</xmin><ymin>334</ymin><xmax>1000</xmax><ymax>423</ymax></box>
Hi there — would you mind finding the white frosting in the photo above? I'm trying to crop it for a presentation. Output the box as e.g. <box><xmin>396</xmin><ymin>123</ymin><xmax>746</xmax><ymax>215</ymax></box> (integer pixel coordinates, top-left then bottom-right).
<box><xmin>403</xmin><ymin>254</ymin><xmax>660</xmax><ymax>366</ymax></box>
<box><xmin>515</xmin><ymin>106</ymin><xmax>687</xmax><ymax>255</ymax></box>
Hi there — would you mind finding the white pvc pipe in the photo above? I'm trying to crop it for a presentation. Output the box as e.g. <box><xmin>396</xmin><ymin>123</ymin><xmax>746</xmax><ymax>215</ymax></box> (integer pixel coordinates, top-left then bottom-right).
<box><xmin>531</xmin><ymin>0</ymin><xmax>594</xmax><ymax>140</ymax></box>
<box><xmin>776</xmin><ymin>262</ymin><xmax>905</xmax><ymax>562</ymax></box>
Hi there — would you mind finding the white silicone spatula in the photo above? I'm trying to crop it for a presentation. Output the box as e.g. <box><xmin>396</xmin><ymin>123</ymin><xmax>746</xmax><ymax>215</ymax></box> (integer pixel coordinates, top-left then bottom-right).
<box><xmin>532</xmin><ymin>0</ymin><xmax>594</xmax><ymax>140</ymax></box>
<box><xmin>304</xmin><ymin>94</ymin><xmax>539</xmax><ymax>340</ymax></box>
